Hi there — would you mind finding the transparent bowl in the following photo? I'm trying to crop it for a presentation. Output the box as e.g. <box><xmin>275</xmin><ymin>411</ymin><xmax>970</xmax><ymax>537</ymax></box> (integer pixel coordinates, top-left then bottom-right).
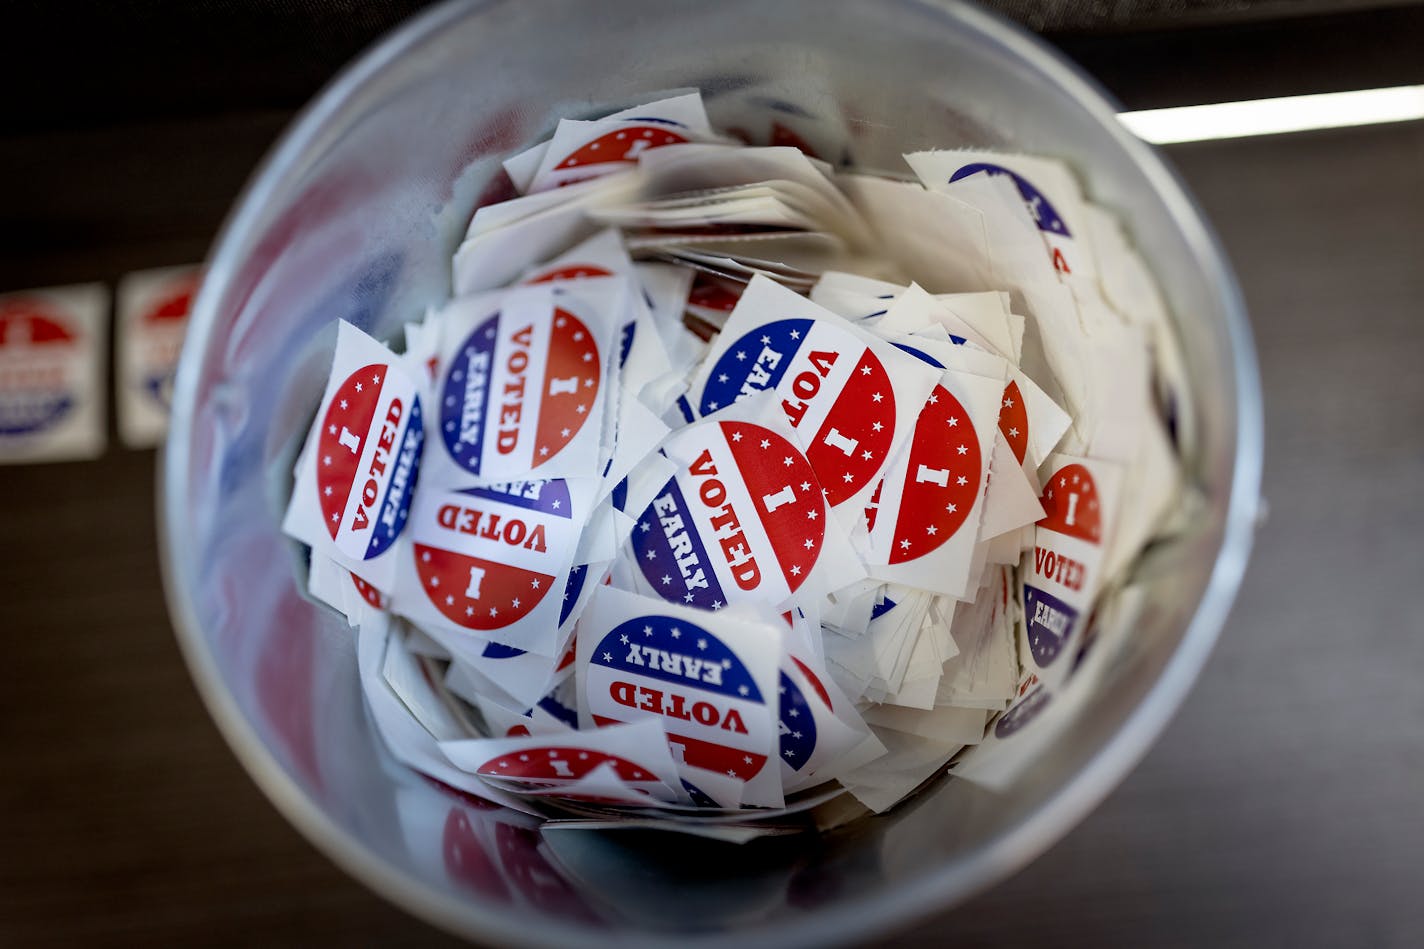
<box><xmin>160</xmin><ymin>1</ymin><xmax>1263</xmax><ymax>945</ymax></box>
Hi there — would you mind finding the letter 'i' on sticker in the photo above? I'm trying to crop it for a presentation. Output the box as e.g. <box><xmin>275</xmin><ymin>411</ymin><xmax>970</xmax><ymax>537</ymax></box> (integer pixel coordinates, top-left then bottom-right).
<box><xmin>824</xmin><ymin>427</ymin><xmax>857</xmax><ymax>456</ymax></box>
<box><xmin>466</xmin><ymin>566</ymin><xmax>486</xmax><ymax>599</ymax></box>
<box><xmin>916</xmin><ymin>464</ymin><xmax>949</xmax><ymax>487</ymax></box>
<box><xmin>762</xmin><ymin>485</ymin><xmax>796</xmax><ymax>512</ymax></box>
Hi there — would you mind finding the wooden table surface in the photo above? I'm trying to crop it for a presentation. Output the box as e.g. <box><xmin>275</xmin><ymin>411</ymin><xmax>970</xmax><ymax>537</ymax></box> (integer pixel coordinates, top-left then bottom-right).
<box><xmin>3</xmin><ymin>117</ymin><xmax>1422</xmax><ymax>947</ymax></box>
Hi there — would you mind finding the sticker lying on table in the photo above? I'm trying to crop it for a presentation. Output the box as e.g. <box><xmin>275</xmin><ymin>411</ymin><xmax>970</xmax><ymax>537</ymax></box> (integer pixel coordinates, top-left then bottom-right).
<box><xmin>0</xmin><ymin>284</ymin><xmax>108</xmax><ymax>465</ymax></box>
<box><xmin>687</xmin><ymin>275</ymin><xmax>939</xmax><ymax>520</ymax></box>
<box><xmin>115</xmin><ymin>265</ymin><xmax>200</xmax><ymax>448</ymax></box>
<box><xmin>1020</xmin><ymin>454</ymin><xmax>1123</xmax><ymax>685</ymax></box>
<box><xmin>575</xmin><ymin>587</ymin><xmax>784</xmax><ymax>808</ymax></box>
<box><xmin>426</xmin><ymin>281</ymin><xmax>624</xmax><ymax>487</ymax></box>
<box><xmin>626</xmin><ymin>404</ymin><xmax>846</xmax><ymax>612</ymax></box>
<box><xmin>282</xmin><ymin>320</ymin><xmax>424</xmax><ymax>592</ymax></box>
<box><xmin>392</xmin><ymin>476</ymin><xmax>595</xmax><ymax>657</ymax></box>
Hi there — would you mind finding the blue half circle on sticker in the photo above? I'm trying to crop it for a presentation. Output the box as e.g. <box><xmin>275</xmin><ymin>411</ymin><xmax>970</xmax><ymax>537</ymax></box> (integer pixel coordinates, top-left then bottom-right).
<box><xmin>463</xmin><ymin>478</ymin><xmax>572</xmax><ymax>518</ymax></box>
<box><xmin>618</xmin><ymin>319</ymin><xmax>636</xmax><ymax>369</ymax></box>
<box><xmin>948</xmin><ymin>162</ymin><xmax>1070</xmax><ymax>237</ymax></box>
<box><xmin>536</xmin><ymin>692</ymin><xmax>579</xmax><ymax>729</ymax></box>
<box><xmin>0</xmin><ymin>394</ymin><xmax>72</xmax><ymax>437</ymax></box>
<box><xmin>697</xmin><ymin>317</ymin><xmax>812</xmax><ymax>416</ymax></box>
<box><xmin>994</xmin><ymin>685</ymin><xmax>1052</xmax><ymax>738</ymax></box>
<box><xmin>631</xmin><ymin>476</ymin><xmax>728</xmax><ymax>610</ymax></box>
<box><xmin>681</xmin><ymin>779</ymin><xmax>718</xmax><ymax>808</ymax></box>
<box><xmin>870</xmin><ymin>593</ymin><xmax>899</xmax><ymax>622</ymax></box>
<box><xmin>592</xmin><ymin>615</ymin><xmax>763</xmax><ymax>703</ymax></box>
<box><xmin>891</xmin><ymin>342</ymin><xmax>948</xmax><ymax>368</ymax></box>
<box><xmin>777</xmin><ymin>670</ymin><xmax>819</xmax><ymax>771</ymax></box>
<box><xmin>560</xmin><ymin>563</ymin><xmax>589</xmax><ymax>626</ymax></box>
<box><xmin>365</xmin><ymin>395</ymin><xmax>423</xmax><ymax>559</ymax></box>
<box><xmin>440</xmin><ymin>311</ymin><xmax>499</xmax><ymax>474</ymax></box>
<box><xmin>481</xmin><ymin>641</ymin><xmax>526</xmax><ymax>660</ymax></box>
<box><xmin>1024</xmin><ymin>583</ymin><xmax>1078</xmax><ymax>667</ymax></box>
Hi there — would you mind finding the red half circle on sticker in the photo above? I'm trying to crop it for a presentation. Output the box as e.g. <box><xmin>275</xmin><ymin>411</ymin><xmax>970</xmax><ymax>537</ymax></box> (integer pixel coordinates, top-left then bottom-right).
<box><xmin>791</xmin><ymin>656</ymin><xmax>833</xmax><ymax>711</ymax></box>
<box><xmin>476</xmin><ymin>747</ymin><xmax>654</xmax><ymax>783</ymax></box>
<box><xmin>999</xmin><ymin>380</ymin><xmax>1029</xmax><ymax>465</ymax></box>
<box><xmin>1038</xmin><ymin>462</ymin><xmax>1102</xmax><ymax>543</ymax></box>
<box><xmin>805</xmin><ymin>349</ymin><xmax>895</xmax><ymax>506</ymax></box>
<box><xmin>316</xmin><ymin>363</ymin><xmax>387</xmax><ymax>539</ymax></box>
<box><xmin>890</xmin><ymin>385</ymin><xmax>982</xmax><ymax>565</ymax></box>
<box><xmin>532</xmin><ymin>307</ymin><xmax>600</xmax><ymax>468</ymax></box>
<box><xmin>721</xmin><ymin>420</ymin><xmax>826</xmax><ymax>595</ymax></box>
<box><xmin>554</xmin><ymin>125</ymin><xmax>688</xmax><ymax>170</ymax></box>
<box><xmin>0</xmin><ymin>300</ymin><xmax>76</xmax><ymax>345</ymax></box>
<box><xmin>525</xmin><ymin>264</ymin><xmax>613</xmax><ymax>285</ymax></box>
<box><xmin>144</xmin><ymin>274</ymin><xmax>200</xmax><ymax>323</ymax></box>
<box><xmin>413</xmin><ymin>544</ymin><xmax>553</xmax><ymax>631</ymax></box>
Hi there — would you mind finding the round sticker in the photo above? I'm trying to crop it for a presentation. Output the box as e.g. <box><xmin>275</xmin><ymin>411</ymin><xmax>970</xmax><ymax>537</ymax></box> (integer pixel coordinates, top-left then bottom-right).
<box><xmin>476</xmin><ymin>746</ymin><xmax>656</xmax><ymax>785</ymax></box>
<box><xmin>412</xmin><ymin>479</ymin><xmax>575</xmax><ymax>632</ymax></box>
<box><xmin>882</xmin><ymin>385</ymin><xmax>982</xmax><ymax>565</ymax></box>
<box><xmin>0</xmin><ymin>298</ymin><xmax>81</xmax><ymax>437</ymax></box>
<box><xmin>697</xmin><ymin>318</ymin><xmax>895</xmax><ymax>506</ymax></box>
<box><xmin>1039</xmin><ymin>463</ymin><xmax>1101</xmax><ymax>543</ymax></box>
<box><xmin>439</xmin><ymin>307</ymin><xmax>601</xmax><ymax>476</ymax></box>
<box><xmin>136</xmin><ymin>272</ymin><xmax>198</xmax><ymax>410</ymax></box>
<box><xmin>585</xmin><ymin>614</ymin><xmax>772</xmax><ymax>782</ymax></box>
<box><xmin>778</xmin><ymin>670</ymin><xmax>818</xmax><ymax>772</ymax></box>
<box><xmin>632</xmin><ymin>419</ymin><xmax>826</xmax><ymax>610</ymax></box>
<box><xmin>999</xmin><ymin>380</ymin><xmax>1029</xmax><ymax>466</ymax></box>
<box><xmin>949</xmin><ymin>162</ymin><xmax>1070</xmax><ymax>237</ymax></box>
<box><xmin>315</xmin><ymin>363</ymin><xmax>423</xmax><ymax>559</ymax></box>
<box><xmin>994</xmin><ymin>684</ymin><xmax>1052</xmax><ymax>738</ymax></box>
<box><xmin>554</xmin><ymin>125</ymin><xmax>689</xmax><ymax>172</ymax></box>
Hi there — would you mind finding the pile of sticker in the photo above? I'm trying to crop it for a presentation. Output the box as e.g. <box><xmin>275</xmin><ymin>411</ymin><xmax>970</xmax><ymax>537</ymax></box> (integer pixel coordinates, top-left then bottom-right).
<box><xmin>283</xmin><ymin>92</ymin><xmax>1188</xmax><ymax>829</ymax></box>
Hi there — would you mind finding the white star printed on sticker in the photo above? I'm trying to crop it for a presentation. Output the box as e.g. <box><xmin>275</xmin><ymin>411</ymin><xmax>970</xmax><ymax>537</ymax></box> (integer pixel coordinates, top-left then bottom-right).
<box><xmin>573</xmin><ymin>330</ymin><xmax>584</xmax><ymax>341</ymax></box>
<box><xmin>926</xmin><ymin>392</ymin><xmax>938</xmax><ymax>404</ymax></box>
<box><xmin>899</xmin><ymin>539</ymin><xmax>911</xmax><ymax>550</ymax></box>
<box><xmin>871</xmin><ymin>392</ymin><xmax>883</xmax><ymax>402</ymax></box>
<box><xmin>445</xmin><ymin>594</ymin><xmax>454</xmax><ymax>605</ymax></box>
<box><xmin>561</xmin><ymin>428</ymin><xmax>571</xmax><ymax>438</ymax></box>
<box><xmin>670</xmin><ymin>628</ymin><xmax>681</xmax><ymax>638</ymax></box>
<box><xmin>803</xmin><ymin>538</ymin><xmax>815</xmax><ymax>549</ymax></box>
<box><xmin>800</xmin><ymin>481</ymin><xmax>811</xmax><ymax>491</ymax></box>
<box><xmin>743</xmin><ymin>755</ymin><xmax>753</xmax><ymax>765</ymax></box>
<box><xmin>1072</xmin><ymin>473</ymin><xmax>1080</xmax><ymax>484</ymax></box>
<box><xmin>584</xmin><ymin>377</ymin><xmax>595</xmax><ymax>388</ymax></box>
<box><xmin>1047</xmin><ymin>489</ymin><xmax>1054</xmax><ymax>499</ymax></box>
<box><xmin>576</xmin><ymin>404</ymin><xmax>586</xmax><ymax>414</ymax></box>
<box><xmin>430</xmin><ymin>576</ymin><xmax>440</xmax><ymax>587</ymax></box>
<box><xmin>957</xmin><ymin>444</ymin><xmax>968</xmax><ymax>455</ymax></box>
<box><xmin>697</xmin><ymin>638</ymin><xmax>707</xmax><ymax>650</ymax></box>
<box><xmin>872</xmin><ymin>421</ymin><xmax>883</xmax><ymax>432</ymax></box>
<box><xmin>738</xmin><ymin>685</ymin><xmax>749</xmax><ymax>696</ymax></box>
<box><xmin>861</xmin><ymin>450</ymin><xmax>873</xmax><ymax>460</ymax></box>
<box><xmin>792</xmin><ymin>731</ymin><xmax>801</xmax><ymax>739</ymax></box>
<box><xmin>645</xmin><ymin>549</ymin><xmax>657</xmax><ymax>561</ymax></box>
<box><xmin>735</xmin><ymin>350</ymin><xmax>747</xmax><ymax>361</ymax></box>
<box><xmin>718</xmin><ymin>373</ymin><xmax>729</xmax><ymax>383</ymax></box>
<box><xmin>551</xmin><ymin>499</ymin><xmax>561</xmax><ymax>509</ymax></box>
<box><xmin>354</xmin><ymin>382</ymin><xmax>362</xmax><ymax>392</ymax></box>
<box><xmin>723</xmin><ymin>659</ymin><xmax>733</xmax><ymax>668</ymax></box>
<box><xmin>530</xmin><ymin>578</ymin><xmax>541</xmax><ymax>589</ymax></box>
<box><xmin>784</xmin><ymin>748</ymin><xmax>794</xmax><ymax>758</ymax></box>
<box><xmin>842</xmin><ymin>472</ymin><xmax>853</xmax><ymax>483</ymax></box>
<box><xmin>731</xmin><ymin>431</ymin><xmax>743</xmax><ymax>442</ymax></box>
<box><xmin>556</xmin><ymin>316</ymin><xmax>566</xmax><ymax>327</ymax></box>
<box><xmin>465</xmin><ymin>606</ymin><xmax>474</xmax><ymax>616</ymax></box>
<box><xmin>806</xmin><ymin>510</ymin><xmax>818</xmax><ymax>520</ymax></box>
<box><xmin>760</xmin><ymin>334</ymin><xmax>771</xmax><ymax>345</ymax></box>
<box><xmin>639</xmin><ymin>521</ymin><xmax>651</xmax><ymax>532</ymax></box>
<box><xmin>760</xmin><ymin>439</ymin><xmax>771</xmax><ymax>449</ymax></box>
<box><xmin>860</xmin><ymin>365</ymin><xmax>872</xmax><ymax>376</ymax></box>
<box><xmin>1003</xmin><ymin>396</ymin><xmax>1015</xmax><ymax>407</ymax></box>
<box><xmin>603</xmin><ymin>652</ymin><xmax>613</xmax><ymax>661</ymax></box>
<box><xmin>512</xmin><ymin>598</ymin><xmax>520</xmax><ymax>608</ymax></box>
<box><xmin>661</xmin><ymin>575</ymin><xmax>671</xmax><ymax>585</ymax></box>
<box><xmin>327</xmin><ymin>424</ymin><xmax>336</xmax><ymax>435</ymax></box>
<box><xmin>957</xmin><ymin>476</ymin><xmax>968</xmax><ymax>486</ymax></box>
<box><xmin>582</xmin><ymin>352</ymin><xmax>592</xmax><ymax>362</ymax></box>
<box><xmin>323</xmin><ymin>486</ymin><xmax>332</xmax><ymax>497</ymax></box>
<box><xmin>1008</xmin><ymin>427</ymin><xmax>1019</xmax><ymax>437</ymax></box>
<box><xmin>926</xmin><ymin>525</ymin><xmax>938</xmax><ymax>535</ymax></box>
<box><xmin>790</xmin><ymin>564</ymin><xmax>802</xmax><ymax>576</ymax></box>
<box><xmin>539</xmin><ymin>446</ymin><xmax>549</xmax><ymax>456</ymax></box>
<box><xmin>788</xmin><ymin>708</ymin><xmax>798</xmax><ymax>717</ymax></box>
<box><xmin>421</xmin><ymin>551</ymin><xmax>430</xmax><ymax>562</ymax></box>
<box><xmin>783</xmin><ymin>456</ymin><xmax>793</xmax><ymax>467</ymax></box>
<box><xmin>726</xmin><ymin>769</ymin><xmax>738</xmax><ymax>778</ymax></box>
<box><xmin>711</xmin><ymin>600</ymin><xmax>722</xmax><ymax>609</ymax></box>
<box><xmin>643</xmin><ymin>625</ymin><xmax>653</xmax><ymax>636</ymax></box>
<box><xmin>708</xmin><ymin>401</ymin><xmax>719</xmax><ymax>410</ymax></box>
<box><xmin>330</xmin><ymin>512</ymin><xmax>339</xmax><ymax>523</ymax></box>
<box><xmin>789</xmin><ymin>329</ymin><xmax>801</xmax><ymax>339</ymax></box>
<box><xmin>946</xmin><ymin>503</ymin><xmax>957</xmax><ymax>513</ymax></box>
<box><xmin>1060</xmin><ymin>477</ymin><xmax>1067</xmax><ymax>487</ymax></box>
<box><xmin>372</xmin><ymin>373</ymin><xmax>381</xmax><ymax>385</ymax></box>
<box><xmin>322</xmin><ymin>455</ymin><xmax>332</xmax><ymax>466</ymax></box>
<box><xmin>489</xmin><ymin>607</ymin><xmax>498</xmax><ymax>617</ymax></box>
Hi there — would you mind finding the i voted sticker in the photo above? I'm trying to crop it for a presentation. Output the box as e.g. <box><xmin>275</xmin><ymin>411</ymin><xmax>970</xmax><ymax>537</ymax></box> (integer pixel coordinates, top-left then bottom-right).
<box><xmin>584</xmin><ymin>614</ymin><xmax>774</xmax><ymax>784</ymax></box>
<box><xmin>438</xmin><ymin>301</ymin><xmax>600</xmax><ymax>479</ymax></box>
<box><xmin>398</xmin><ymin>477</ymin><xmax>587</xmax><ymax>655</ymax></box>
<box><xmin>282</xmin><ymin>321</ymin><xmax>424</xmax><ymax>591</ymax></box>
<box><xmin>116</xmin><ymin>265</ymin><xmax>199</xmax><ymax>448</ymax></box>
<box><xmin>1021</xmin><ymin>455</ymin><xmax>1122</xmax><ymax>682</ymax></box>
<box><xmin>630</xmin><ymin>417</ymin><xmax>827</xmax><ymax>611</ymax></box>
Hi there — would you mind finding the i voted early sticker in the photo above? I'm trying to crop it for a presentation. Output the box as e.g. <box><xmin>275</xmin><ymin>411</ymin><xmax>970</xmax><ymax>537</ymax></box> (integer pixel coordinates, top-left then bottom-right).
<box><xmin>575</xmin><ymin>587</ymin><xmax>784</xmax><ymax>807</ymax></box>
<box><xmin>282</xmin><ymin>320</ymin><xmax>424</xmax><ymax>592</ymax></box>
<box><xmin>429</xmin><ymin>281</ymin><xmax>621</xmax><ymax>487</ymax></box>
<box><xmin>393</xmin><ymin>476</ymin><xmax>592</xmax><ymax>657</ymax></box>
<box><xmin>1021</xmin><ymin>455</ymin><xmax>1122</xmax><ymax>682</ymax></box>
<box><xmin>688</xmin><ymin>276</ymin><xmax>938</xmax><ymax>518</ymax></box>
<box><xmin>630</xmin><ymin>414</ymin><xmax>828</xmax><ymax>612</ymax></box>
